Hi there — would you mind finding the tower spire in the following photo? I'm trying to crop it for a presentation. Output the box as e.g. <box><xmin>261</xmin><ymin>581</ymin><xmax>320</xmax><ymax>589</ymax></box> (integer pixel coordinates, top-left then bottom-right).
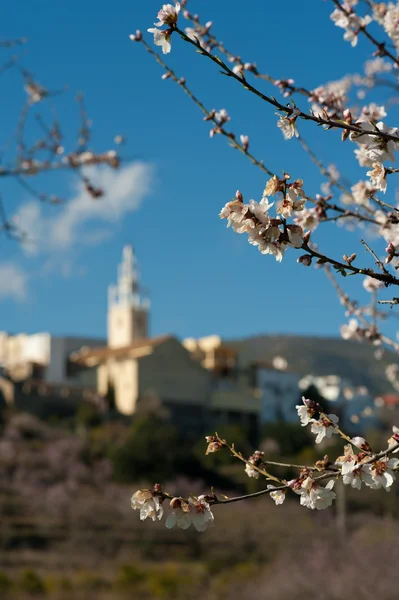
<box><xmin>107</xmin><ymin>245</ymin><xmax>150</xmax><ymax>347</ymax></box>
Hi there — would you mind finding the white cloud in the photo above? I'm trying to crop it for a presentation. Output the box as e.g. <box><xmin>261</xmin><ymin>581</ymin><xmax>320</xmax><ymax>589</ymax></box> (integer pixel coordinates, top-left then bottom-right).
<box><xmin>13</xmin><ymin>161</ymin><xmax>153</xmax><ymax>254</ymax></box>
<box><xmin>0</xmin><ymin>263</ymin><xmax>28</xmax><ymax>302</ymax></box>
<box><xmin>0</xmin><ymin>161</ymin><xmax>153</xmax><ymax>305</ymax></box>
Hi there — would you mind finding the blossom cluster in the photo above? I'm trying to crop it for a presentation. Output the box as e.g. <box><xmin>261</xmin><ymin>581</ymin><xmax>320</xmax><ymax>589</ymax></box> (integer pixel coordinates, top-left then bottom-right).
<box><xmin>330</xmin><ymin>3</ymin><xmax>372</xmax><ymax>47</ymax></box>
<box><xmin>219</xmin><ymin>176</ymin><xmax>306</xmax><ymax>262</ymax></box>
<box><xmin>131</xmin><ymin>488</ymin><xmax>214</xmax><ymax>532</ymax></box>
<box><xmin>147</xmin><ymin>2</ymin><xmax>180</xmax><ymax>54</ymax></box>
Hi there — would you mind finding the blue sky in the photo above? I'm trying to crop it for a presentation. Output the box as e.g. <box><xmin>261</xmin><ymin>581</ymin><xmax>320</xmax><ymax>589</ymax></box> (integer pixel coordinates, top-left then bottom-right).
<box><xmin>1</xmin><ymin>0</ymin><xmax>398</xmax><ymax>342</ymax></box>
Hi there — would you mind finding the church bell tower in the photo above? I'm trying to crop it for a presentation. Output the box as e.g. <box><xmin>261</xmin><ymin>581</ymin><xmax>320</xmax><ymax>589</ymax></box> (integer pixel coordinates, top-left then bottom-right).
<box><xmin>107</xmin><ymin>246</ymin><xmax>150</xmax><ymax>348</ymax></box>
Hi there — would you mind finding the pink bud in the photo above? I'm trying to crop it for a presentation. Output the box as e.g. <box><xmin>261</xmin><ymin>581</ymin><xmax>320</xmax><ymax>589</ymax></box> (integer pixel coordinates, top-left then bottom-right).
<box><xmin>297</xmin><ymin>254</ymin><xmax>312</xmax><ymax>267</ymax></box>
<box><xmin>235</xmin><ymin>190</ymin><xmax>243</xmax><ymax>202</ymax></box>
<box><xmin>129</xmin><ymin>30</ymin><xmax>142</xmax><ymax>41</ymax></box>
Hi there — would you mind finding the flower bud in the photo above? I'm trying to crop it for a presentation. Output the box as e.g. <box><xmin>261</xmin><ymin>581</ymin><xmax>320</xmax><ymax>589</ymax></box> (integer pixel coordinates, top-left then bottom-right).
<box><xmin>297</xmin><ymin>254</ymin><xmax>312</xmax><ymax>267</ymax></box>
<box><xmin>235</xmin><ymin>190</ymin><xmax>243</xmax><ymax>202</ymax></box>
<box><xmin>129</xmin><ymin>30</ymin><xmax>142</xmax><ymax>41</ymax></box>
<box><xmin>343</xmin><ymin>253</ymin><xmax>356</xmax><ymax>265</ymax></box>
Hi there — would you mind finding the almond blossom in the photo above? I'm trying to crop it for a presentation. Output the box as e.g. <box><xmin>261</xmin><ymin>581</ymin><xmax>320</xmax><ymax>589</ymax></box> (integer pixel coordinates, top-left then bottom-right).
<box><xmin>188</xmin><ymin>495</ymin><xmax>214</xmax><ymax>532</ymax></box>
<box><xmin>296</xmin><ymin>477</ymin><xmax>336</xmax><ymax>510</ymax></box>
<box><xmin>362</xmin><ymin>457</ymin><xmax>399</xmax><ymax>490</ymax></box>
<box><xmin>131</xmin><ymin>489</ymin><xmax>164</xmax><ymax>521</ymax></box>
<box><xmin>148</xmin><ymin>2</ymin><xmax>180</xmax><ymax>54</ymax></box>
<box><xmin>310</xmin><ymin>414</ymin><xmax>339</xmax><ymax>444</ymax></box>
<box><xmin>354</xmin><ymin>145</ymin><xmax>373</xmax><ymax>168</ymax></box>
<box><xmin>147</xmin><ymin>28</ymin><xmax>173</xmax><ymax>54</ymax></box>
<box><xmin>276</xmin><ymin>188</ymin><xmax>306</xmax><ymax>219</ymax></box>
<box><xmin>364</xmin><ymin>57</ymin><xmax>393</xmax><ymax>77</ymax></box>
<box><xmin>358</xmin><ymin>103</ymin><xmax>387</xmax><ymax>122</ymax></box>
<box><xmin>388</xmin><ymin>427</ymin><xmax>399</xmax><ymax>453</ymax></box>
<box><xmin>295</xmin><ymin>207</ymin><xmax>320</xmax><ymax>232</ymax></box>
<box><xmin>277</xmin><ymin>115</ymin><xmax>299</xmax><ymax>140</ymax></box>
<box><xmin>350</xmin><ymin>121</ymin><xmax>399</xmax><ymax>164</ymax></box>
<box><xmin>24</xmin><ymin>80</ymin><xmax>48</xmax><ymax>104</ymax></box>
<box><xmin>363</xmin><ymin>276</ymin><xmax>384</xmax><ymax>293</ymax></box>
<box><xmin>341</xmin><ymin>318</ymin><xmax>361</xmax><ymax>340</ymax></box>
<box><xmin>245</xmin><ymin>463</ymin><xmax>259</xmax><ymax>478</ymax></box>
<box><xmin>267</xmin><ymin>485</ymin><xmax>286</xmax><ymax>505</ymax></box>
<box><xmin>335</xmin><ymin>444</ymin><xmax>364</xmax><ymax>489</ymax></box>
<box><xmin>367</xmin><ymin>162</ymin><xmax>387</xmax><ymax>193</ymax></box>
<box><xmin>296</xmin><ymin>396</ymin><xmax>319</xmax><ymax>426</ymax></box>
<box><xmin>154</xmin><ymin>2</ymin><xmax>180</xmax><ymax>26</ymax></box>
<box><xmin>165</xmin><ymin>497</ymin><xmax>192</xmax><ymax>529</ymax></box>
<box><xmin>245</xmin><ymin>450</ymin><xmax>264</xmax><ymax>479</ymax></box>
<box><xmin>330</xmin><ymin>6</ymin><xmax>372</xmax><ymax>47</ymax></box>
<box><xmin>381</xmin><ymin>2</ymin><xmax>399</xmax><ymax>52</ymax></box>
<box><xmin>350</xmin><ymin>180</ymin><xmax>373</xmax><ymax>207</ymax></box>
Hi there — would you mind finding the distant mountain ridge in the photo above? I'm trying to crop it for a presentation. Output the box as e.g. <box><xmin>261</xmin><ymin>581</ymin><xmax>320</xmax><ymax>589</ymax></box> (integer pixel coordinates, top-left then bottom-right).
<box><xmin>226</xmin><ymin>334</ymin><xmax>399</xmax><ymax>396</ymax></box>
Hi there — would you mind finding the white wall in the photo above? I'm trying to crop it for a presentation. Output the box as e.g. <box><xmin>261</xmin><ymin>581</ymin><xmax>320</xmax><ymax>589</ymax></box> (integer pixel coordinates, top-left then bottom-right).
<box><xmin>46</xmin><ymin>336</ymin><xmax>106</xmax><ymax>384</ymax></box>
<box><xmin>257</xmin><ymin>368</ymin><xmax>300</xmax><ymax>423</ymax></box>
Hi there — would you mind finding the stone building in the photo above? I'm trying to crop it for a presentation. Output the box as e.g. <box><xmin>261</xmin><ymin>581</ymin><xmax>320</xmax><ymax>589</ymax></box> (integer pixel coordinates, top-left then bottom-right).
<box><xmin>70</xmin><ymin>247</ymin><xmax>262</xmax><ymax>436</ymax></box>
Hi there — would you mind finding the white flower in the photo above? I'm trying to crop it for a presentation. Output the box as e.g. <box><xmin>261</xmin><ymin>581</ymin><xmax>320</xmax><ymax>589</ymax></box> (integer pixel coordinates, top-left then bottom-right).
<box><xmin>25</xmin><ymin>81</ymin><xmax>48</xmax><ymax>104</ymax></box>
<box><xmin>188</xmin><ymin>496</ymin><xmax>214</xmax><ymax>532</ymax></box>
<box><xmin>336</xmin><ymin>445</ymin><xmax>364</xmax><ymax>489</ymax></box>
<box><xmin>233</xmin><ymin>64</ymin><xmax>244</xmax><ymax>78</ymax></box>
<box><xmin>131</xmin><ymin>490</ymin><xmax>164</xmax><ymax>521</ymax></box>
<box><xmin>331</xmin><ymin>8</ymin><xmax>372</xmax><ymax>47</ymax></box>
<box><xmin>285</xmin><ymin>225</ymin><xmax>303</xmax><ymax>249</ymax></box>
<box><xmin>362</xmin><ymin>457</ymin><xmax>399</xmax><ymax>490</ymax></box>
<box><xmin>367</xmin><ymin>162</ymin><xmax>387</xmax><ymax>193</ymax></box>
<box><xmin>363</xmin><ymin>276</ymin><xmax>384</xmax><ymax>292</ymax></box>
<box><xmin>277</xmin><ymin>115</ymin><xmax>299</xmax><ymax>140</ymax></box>
<box><xmin>147</xmin><ymin>28</ymin><xmax>172</xmax><ymax>54</ymax></box>
<box><xmin>295</xmin><ymin>207</ymin><xmax>319</xmax><ymax>232</ymax></box>
<box><xmin>276</xmin><ymin>189</ymin><xmax>306</xmax><ymax>219</ymax></box>
<box><xmin>240</xmin><ymin>134</ymin><xmax>249</xmax><ymax>150</ymax></box>
<box><xmin>359</xmin><ymin>103</ymin><xmax>387</xmax><ymax>122</ymax></box>
<box><xmin>330</xmin><ymin>8</ymin><xmax>350</xmax><ymax>29</ymax></box>
<box><xmin>298</xmin><ymin>478</ymin><xmax>336</xmax><ymax>510</ymax></box>
<box><xmin>165</xmin><ymin>498</ymin><xmax>192</xmax><ymax>530</ymax></box>
<box><xmin>215</xmin><ymin>108</ymin><xmax>230</xmax><ymax>124</ymax></box>
<box><xmin>259</xmin><ymin>240</ymin><xmax>286</xmax><ymax>262</ymax></box>
<box><xmin>341</xmin><ymin>318</ymin><xmax>361</xmax><ymax>340</ymax></box>
<box><xmin>310</xmin><ymin>414</ymin><xmax>339</xmax><ymax>444</ymax></box>
<box><xmin>154</xmin><ymin>2</ymin><xmax>180</xmax><ymax>26</ymax></box>
<box><xmin>343</xmin><ymin>467</ymin><xmax>363</xmax><ymax>489</ymax></box>
<box><xmin>350</xmin><ymin>121</ymin><xmax>399</xmax><ymax>164</ymax></box>
<box><xmin>388</xmin><ymin>426</ymin><xmax>399</xmax><ymax>453</ymax></box>
<box><xmin>351</xmin><ymin>180</ymin><xmax>373</xmax><ymax>207</ymax></box>
<box><xmin>245</xmin><ymin>463</ymin><xmax>259</xmax><ymax>478</ymax></box>
<box><xmin>249</xmin><ymin>198</ymin><xmax>274</xmax><ymax>226</ymax></box>
<box><xmin>354</xmin><ymin>145</ymin><xmax>374</xmax><ymax>168</ymax></box>
<box><xmin>268</xmin><ymin>486</ymin><xmax>286</xmax><ymax>505</ymax></box>
<box><xmin>364</xmin><ymin>57</ymin><xmax>392</xmax><ymax>77</ymax></box>
<box><xmin>383</xmin><ymin>3</ymin><xmax>399</xmax><ymax>52</ymax></box>
<box><xmin>351</xmin><ymin>436</ymin><xmax>369</xmax><ymax>450</ymax></box>
<box><xmin>296</xmin><ymin>396</ymin><xmax>317</xmax><ymax>426</ymax></box>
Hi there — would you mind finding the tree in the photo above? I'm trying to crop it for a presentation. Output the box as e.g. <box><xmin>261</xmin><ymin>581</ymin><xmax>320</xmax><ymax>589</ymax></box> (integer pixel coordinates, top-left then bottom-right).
<box><xmin>0</xmin><ymin>37</ymin><xmax>120</xmax><ymax>245</ymax></box>
<box><xmin>128</xmin><ymin>1</ymin><xmax>399</xmax><ymax>532</ymax></box>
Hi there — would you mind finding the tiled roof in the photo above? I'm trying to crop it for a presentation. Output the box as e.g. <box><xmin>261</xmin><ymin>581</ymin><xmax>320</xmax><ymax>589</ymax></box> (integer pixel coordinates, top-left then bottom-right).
<box><xmin>380</xmin><ymin>394</ymin><xmax>399</xmax><ymax>406</ymax></box>
<box><xmin>69</xmin><ymin>335</ymin><xmax>173</xmax><ymax>365</ymax></box>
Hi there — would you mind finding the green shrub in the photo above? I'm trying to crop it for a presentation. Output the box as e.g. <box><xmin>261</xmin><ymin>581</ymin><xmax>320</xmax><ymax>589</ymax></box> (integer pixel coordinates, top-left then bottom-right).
<box><xmin>19</xmin><ymin>570</ymin><xmax>46</xmax><ymax>596</ymax></box>
<box><xmin>116</xmin><ymin>564</ymin><xmax>147</xmax><ymax>591</ymax></box>
<box><xmin>111</xmin><ymin>417</ymin><xmax>178</xmax><ymax>482</ymax></box>
<box><xmin>147</xmin><ymin>565</ymin><xmax>187</xmax><ymax>599</ymax></box>
<box><xmin>0</xmin><ymin>571</ymin><xmax>12</xmax><ymax>595</ymax></box>
<box><xmin>75</xmin><ymin>571</ymin><xmax>109</xmax><ymax>591</ymax></box>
